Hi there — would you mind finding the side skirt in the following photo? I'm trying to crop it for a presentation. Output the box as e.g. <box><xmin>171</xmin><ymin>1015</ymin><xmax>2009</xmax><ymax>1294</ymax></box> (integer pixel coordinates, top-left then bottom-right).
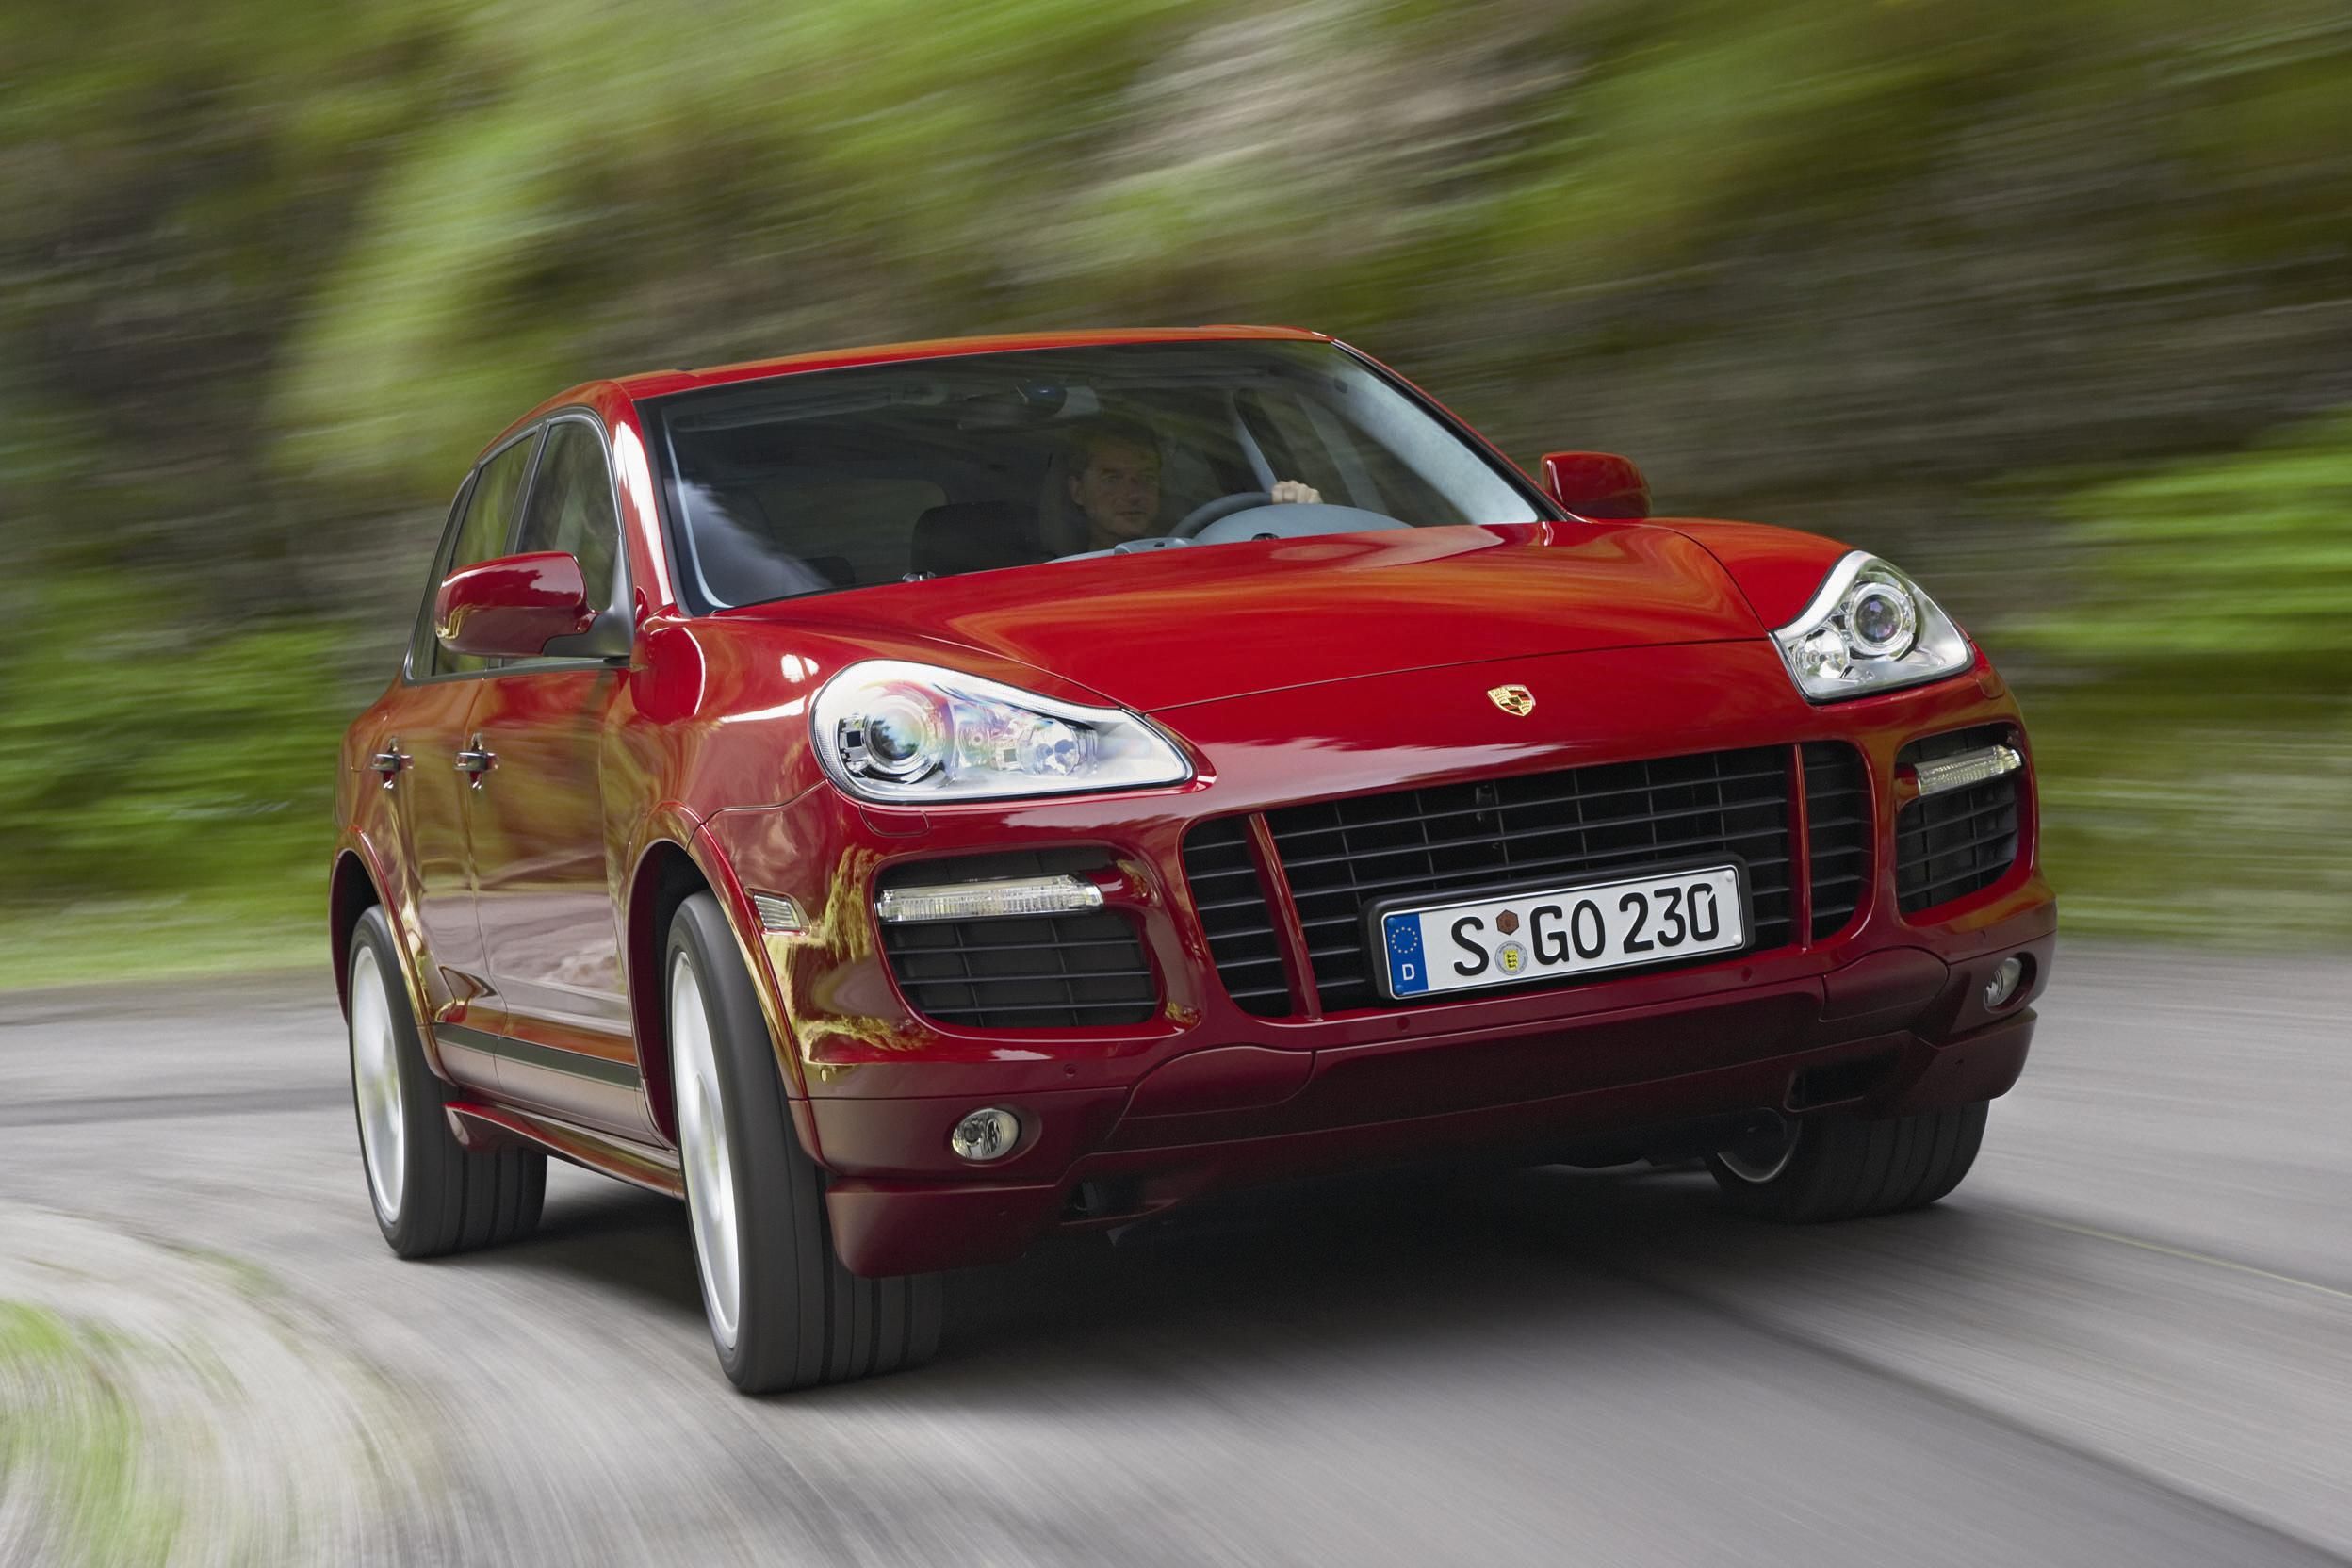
<box><xmin>446</xmin><ymin>1101</ymin><xmax>684</xmax><ymax>1200</ymax></box>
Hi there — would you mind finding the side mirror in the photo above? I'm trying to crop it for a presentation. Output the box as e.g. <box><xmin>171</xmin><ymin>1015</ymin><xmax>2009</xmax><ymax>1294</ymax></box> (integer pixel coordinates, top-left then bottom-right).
<box><xmin>1538</xmin><ymin>451</ymin><xmax>1651</xmax><ymax>520</ymax></box>
<box><xmin>434</xmin><ymin>551</ymin><xmax>596</xmax><ymax>659</ymax></box>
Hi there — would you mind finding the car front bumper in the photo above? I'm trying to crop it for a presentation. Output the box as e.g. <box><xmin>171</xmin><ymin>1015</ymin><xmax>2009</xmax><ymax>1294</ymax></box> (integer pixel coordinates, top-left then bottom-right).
<box><xmin>702</xmin><ymin>638</ymin><xmax>2056</xmax><ymax>1276</ymax></box>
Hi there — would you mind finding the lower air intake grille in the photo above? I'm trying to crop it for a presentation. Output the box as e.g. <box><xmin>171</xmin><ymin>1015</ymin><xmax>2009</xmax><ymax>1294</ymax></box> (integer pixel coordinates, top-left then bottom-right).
<box><xmin>877</xmin><ymin>850</ymin><xmax>1157</xmax><ymax>1028</ymax></box>
<box><xmin>1266</xmin><ymin>747</ymin><xmax>1794</xmax><ymax>1011</ymax></box>
<box><xmin>1803</xmin><ymin>743</ymin><xmax>1870</xmax><ymax>938</ymax></box>
<box><xmin>1896</xmin><ymin>727</ymin><xmax>2022</xmax><ymax>915</ymax></box>
<box><xmin>1181</xmin><ymin>818</ymin><xmax>1290</xmax><ymax>1017</ymax></box>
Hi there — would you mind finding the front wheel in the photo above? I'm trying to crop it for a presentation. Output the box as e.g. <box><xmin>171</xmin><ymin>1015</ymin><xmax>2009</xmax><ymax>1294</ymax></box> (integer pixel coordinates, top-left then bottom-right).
<box><xmin>666</xmin><ymin>892</ymin><xmax>942</xmax><ymax>1393</ymax></box>
<box><xmin>1706</xmin><ymin>1101</ymin><xmax>1987</xmax><ymax>1222</ymax></box>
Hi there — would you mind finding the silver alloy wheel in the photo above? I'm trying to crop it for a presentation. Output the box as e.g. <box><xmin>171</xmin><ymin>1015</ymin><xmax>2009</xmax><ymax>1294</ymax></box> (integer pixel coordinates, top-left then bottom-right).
<box><xmin>349</xmin><ymin>945</ymin><xmax>407</xmax><ymax>1224</ymax></box>
<box><xmin>1717</xmin><ymin>1116</ymin><xmax>1801</xmax><ymax>1184</ymax></box>
<box><xmin>671</xmin><ymin>949</ymin><xmax>742</xmax><ymax>1351</ymax></box>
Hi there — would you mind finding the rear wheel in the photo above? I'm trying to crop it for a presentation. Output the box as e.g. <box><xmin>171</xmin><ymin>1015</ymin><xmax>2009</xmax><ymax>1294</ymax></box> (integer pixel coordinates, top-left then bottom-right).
<box><xmin>347</xmin><ymin>906</ymin><xmax>545</xmax><ymax>1258</ymax></box>
<box><xmin>666</xmin><ymin>892</ymin><xmax>942</xmax><ymax>1393</ymax></box>
<box><xmin>1706</xmin><ymin>1102</ymin><xmax>1987</xmax><ymax>1222</ymax></box>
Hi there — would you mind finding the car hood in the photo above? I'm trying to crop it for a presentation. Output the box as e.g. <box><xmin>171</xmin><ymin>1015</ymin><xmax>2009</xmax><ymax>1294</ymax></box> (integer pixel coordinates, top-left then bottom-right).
<box><xmin>741</xmin><ymin>521</ymin><xmax>1767</xmax><ymax>713</ymax></box>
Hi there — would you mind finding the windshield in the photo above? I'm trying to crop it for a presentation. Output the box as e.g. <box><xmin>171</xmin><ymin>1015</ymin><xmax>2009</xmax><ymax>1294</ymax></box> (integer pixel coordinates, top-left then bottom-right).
<box><xmin>647</xmin><ymin>338</ymin><xmax>1549</xmax><ymax>611</ymax></box>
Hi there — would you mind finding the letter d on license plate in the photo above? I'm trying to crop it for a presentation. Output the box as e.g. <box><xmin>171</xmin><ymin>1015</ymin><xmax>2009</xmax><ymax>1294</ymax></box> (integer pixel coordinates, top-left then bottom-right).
<box><xmin>1374</xmin><ymin>863</ymin><xmax>1746</xmax><ymax>1000</ymax></box>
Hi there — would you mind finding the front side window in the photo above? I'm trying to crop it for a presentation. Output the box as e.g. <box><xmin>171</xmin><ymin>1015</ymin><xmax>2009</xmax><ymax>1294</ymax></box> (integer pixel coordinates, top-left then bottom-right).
<box><xmin>514</xmin><ymin>419</ymin><xmax>622</xmax><ymax>617</ymax></box>
<box><xmin>431</xmin><ymin>428</ymin><xmax>541</xmax><ymax>675</ymax></box>
<box><xmin>646</xmin><ymin>340</ymin><xmax>1549</xmax><ymax>613</ymax></box>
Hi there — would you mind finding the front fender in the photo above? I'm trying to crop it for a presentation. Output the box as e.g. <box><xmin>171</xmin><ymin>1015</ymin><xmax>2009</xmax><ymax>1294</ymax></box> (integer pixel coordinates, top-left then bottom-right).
<box><xmin>622</xmin><ymin>803</ymin><xmax>823</xmax><ymax>1149</ymax></box>
<box><xmin>1642</xmin><ymin>517</ymin><xmax>1855</xmax><ymax>630</ymax></box>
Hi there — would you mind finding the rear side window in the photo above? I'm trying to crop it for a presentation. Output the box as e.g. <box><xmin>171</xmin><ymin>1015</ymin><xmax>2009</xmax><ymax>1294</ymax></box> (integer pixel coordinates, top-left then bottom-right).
<box><xmin>514</xmin><ymin>420</ymin><xmax>621</xmax><ymax>616</ymax></box>
<box><xmin>430</xmin><ymin>429</ymin><xmax>541</xmax><ymax>676</ymax></box>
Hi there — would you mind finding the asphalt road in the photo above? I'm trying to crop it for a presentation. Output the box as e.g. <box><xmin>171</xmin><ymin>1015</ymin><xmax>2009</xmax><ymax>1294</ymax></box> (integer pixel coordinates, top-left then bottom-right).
<box><xmin>2</xmin><ymin>945</ymin><xmax>2347</xmax><ymax>1566</ymax></box>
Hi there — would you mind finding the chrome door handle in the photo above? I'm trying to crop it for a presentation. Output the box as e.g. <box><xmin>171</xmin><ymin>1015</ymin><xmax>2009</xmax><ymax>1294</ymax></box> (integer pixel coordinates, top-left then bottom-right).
<box><xmin>369</xmin><ymin>741</ymin><xmax>412</xmax><ymax>789</ymax></box>
<box><xmin>454</xmin><ymin>736</ymin><xmax>497</xmax><ymax>787</ymax></box>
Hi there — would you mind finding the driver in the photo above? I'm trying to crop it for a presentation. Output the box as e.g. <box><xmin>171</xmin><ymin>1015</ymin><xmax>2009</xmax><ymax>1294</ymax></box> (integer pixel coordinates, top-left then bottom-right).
<box><xmin>1064</xmin><ymin>416</ymin><xmax>1321</xmax><ymax>551</ymax></box>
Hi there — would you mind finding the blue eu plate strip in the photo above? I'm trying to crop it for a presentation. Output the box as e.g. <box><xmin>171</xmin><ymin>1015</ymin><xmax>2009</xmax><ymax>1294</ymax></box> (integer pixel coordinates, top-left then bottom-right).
<box><xmin>1383</xmin><ymin>914</ymin><xmax>1429</xmax><ymax>996</ymax></box>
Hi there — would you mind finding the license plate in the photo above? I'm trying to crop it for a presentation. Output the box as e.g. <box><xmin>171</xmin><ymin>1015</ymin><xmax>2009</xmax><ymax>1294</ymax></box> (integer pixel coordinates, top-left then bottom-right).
<box><xmin>1374</xmin><ymin>863</ymin><xmax>1747</xmax><ymax>1000</ymax></box>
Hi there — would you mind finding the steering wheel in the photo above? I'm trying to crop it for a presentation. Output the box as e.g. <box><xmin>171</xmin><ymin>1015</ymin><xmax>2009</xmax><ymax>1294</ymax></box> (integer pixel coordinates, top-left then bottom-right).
<box><xmin>1168</xmin><ymin>490</ymin><xmax>1274</xmax><ymax>540</ymax></box>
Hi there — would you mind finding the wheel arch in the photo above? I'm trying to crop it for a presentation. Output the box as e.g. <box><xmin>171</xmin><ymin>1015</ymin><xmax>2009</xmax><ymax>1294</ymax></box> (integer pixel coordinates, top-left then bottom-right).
<box><xmin>331</xmin><ymin>836</ymin><xmax>453</xmax><ymax>1082</ymax></box>
<box><xmin>330</xmin><ymin>849</ymin><xmax>381</xmax><ymax>1020</ymax></box>
<box><xmin>624</xmin><ymin>823</ymin><xmax>816</xmax><ymax>1150</ymax></box>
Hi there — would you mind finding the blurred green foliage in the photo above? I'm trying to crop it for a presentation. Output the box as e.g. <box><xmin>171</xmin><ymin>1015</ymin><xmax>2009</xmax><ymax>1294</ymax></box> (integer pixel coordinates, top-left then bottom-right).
<box><xmin>2034</xmin><ymin>412</ymin><xmax>2352</xmax><ymax>663</ymax></box>
<box><xmin>2024</xmin><ymin>416</ymin><xmax>2352</xmax><ymax>942</ymax></box>
<box><xmin>2</xmin><ymin>0</ymin><xmax>2349</xmax><ymax>978</ymax></box>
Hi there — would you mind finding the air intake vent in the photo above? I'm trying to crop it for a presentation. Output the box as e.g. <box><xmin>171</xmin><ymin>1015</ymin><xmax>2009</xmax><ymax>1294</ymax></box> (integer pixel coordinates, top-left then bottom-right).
<box><xmin>1266</xmin><ymin>747</ymin><xmax>1795</xmax><ymax>1011</ymax></box>
<box><xmin>1803</xmin><ymin>743</ymin><xmax>1870</xmax><ymax>939</ymax></box>
<box><xmin>1181</xmin><ymin>818</ymin><xmax>1291</xmax><ymax>1017</ymax></box>
<box><xmin>1896</xmin><ymin>727</ymin><xmax>2022</xmax><ymax>915</ymax></box>
<box><xmin>876</xmin><ymin>849</ymin><xmax>1157</xmax><ymax>1028</ymax></box>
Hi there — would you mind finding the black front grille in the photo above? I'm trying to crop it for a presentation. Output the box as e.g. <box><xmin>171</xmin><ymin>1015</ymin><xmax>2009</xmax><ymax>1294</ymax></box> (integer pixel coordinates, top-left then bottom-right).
<box><xmin>876</xmin><ymin>850</ymin><xmax>1157</xmax><ymax>1028</ymax></box>
<box><xmin>1181</xmin><ymin>818</ymin><xmax>1291</xmax><ymax>1017</ymax></box>
<box><xmin>1803</xmin><ymin>743</ymin><xmax>1870</xmax><ymax>938</ymax></box>
<box><xmin>1896</xmin><ymin>727</ymin><xmax>2022</xmax><ymax>915</ymax></box>
<box><xmin>1266</xmin><ymin>747</ymin><xmax>1795</xmax><ymax>1011</ymax></box>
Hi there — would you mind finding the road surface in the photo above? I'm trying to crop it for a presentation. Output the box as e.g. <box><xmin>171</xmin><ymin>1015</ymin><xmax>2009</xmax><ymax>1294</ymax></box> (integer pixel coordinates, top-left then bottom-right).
<box><xmin>1</xmin><ymin>945</ymin><xmax>2346</xmax><ymax>1565</ymax></box>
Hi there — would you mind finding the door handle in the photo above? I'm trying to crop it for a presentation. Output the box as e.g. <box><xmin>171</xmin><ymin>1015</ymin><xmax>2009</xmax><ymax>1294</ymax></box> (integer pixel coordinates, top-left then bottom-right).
<box><xmin>454</xmin><ymin>735</ymin><xmax>498</xmax><ymax>788</ymax></box>
<box><xmin>368</xmin><ymin>741</ymin><xmax>412</xmax><ymax>789</ymax></box>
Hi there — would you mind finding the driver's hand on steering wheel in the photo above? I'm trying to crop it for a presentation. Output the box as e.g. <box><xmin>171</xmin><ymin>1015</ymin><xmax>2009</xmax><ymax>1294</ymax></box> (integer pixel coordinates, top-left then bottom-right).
<box><xmin>1270</xmin><ymin>479</ymin><xmax>1323</xmax><ymax>505</ymax></box>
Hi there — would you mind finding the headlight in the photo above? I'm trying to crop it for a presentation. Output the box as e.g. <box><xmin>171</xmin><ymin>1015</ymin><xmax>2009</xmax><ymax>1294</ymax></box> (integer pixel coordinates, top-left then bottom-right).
<box><xmin>1772</xmin><ymin>551</ymin><xmax>1971</xmax><ymax>702</ymax></box>
<box><xmin>810</xmin><ymin>660</ymin><xmax>1192</xmax><ymax>802</ymax></box>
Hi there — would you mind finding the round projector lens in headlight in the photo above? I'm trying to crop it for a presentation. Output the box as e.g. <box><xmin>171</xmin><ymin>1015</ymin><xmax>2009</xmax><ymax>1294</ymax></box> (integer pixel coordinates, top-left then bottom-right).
<box><xmin>1845</xmin><ymin>580</ymin><xmax>1919</xmax><ymax>659</ymax></box>
<box><xmin>851</xmin><ymin>689</ymin><xmax>946</xmax><ymax>780</ymax></box>
<box><xmin>1983</xmin><ymin>956</ymin><xmax>2027</xmax><ymax>1011</ymax></box>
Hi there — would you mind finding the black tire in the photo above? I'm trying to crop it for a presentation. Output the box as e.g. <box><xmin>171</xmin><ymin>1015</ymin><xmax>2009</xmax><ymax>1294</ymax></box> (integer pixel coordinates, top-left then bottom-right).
<box><xmin>1706</xmin><ymin>1101</ymin><xmax>1988</xmax><ymax>1222</ymax></box>
<box><xmin>665</xmin><ymin>892</ymin><xmax>943</xmax><ymax>1394</ymax></box>
<box><xmin>346</xmin><ymin>906</ymin><xmax>546</xmax><ymax>1258</ymax></box>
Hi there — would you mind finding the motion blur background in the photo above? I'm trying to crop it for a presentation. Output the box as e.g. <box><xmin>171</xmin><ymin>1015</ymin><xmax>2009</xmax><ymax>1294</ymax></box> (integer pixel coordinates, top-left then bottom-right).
<box><xmin>3</xmin><ymin>0</ymin><xmax>2347</xmax><ymax>983</ymax></box>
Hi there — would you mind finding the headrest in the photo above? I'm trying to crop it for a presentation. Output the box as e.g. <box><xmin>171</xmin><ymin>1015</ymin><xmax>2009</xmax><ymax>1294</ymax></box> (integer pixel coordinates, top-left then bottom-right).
<box><xmin>911</xmin><ymin>501</ymin><xmax>1039</xmax><ymax>579</ymax></box>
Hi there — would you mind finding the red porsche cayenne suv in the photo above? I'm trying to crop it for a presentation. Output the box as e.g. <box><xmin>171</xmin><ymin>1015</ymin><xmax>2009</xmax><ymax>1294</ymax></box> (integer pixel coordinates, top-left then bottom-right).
<box><xmin>333</xmin><ymin>327</ymin><xmax>2054</xmax><ymax>1393</ymax></box>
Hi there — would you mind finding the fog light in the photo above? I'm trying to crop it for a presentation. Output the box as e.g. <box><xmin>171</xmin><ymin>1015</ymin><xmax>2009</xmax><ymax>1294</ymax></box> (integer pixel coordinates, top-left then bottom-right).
<box><xmin>949</xmin><ymin>1107</ymin><xmax>1022</xmax><ymax>1162</ymax></box>
<box><xmin>1983</xmin><ymin>956</ymin><xmax>2027</xmax><ymax>1010</ymax></box>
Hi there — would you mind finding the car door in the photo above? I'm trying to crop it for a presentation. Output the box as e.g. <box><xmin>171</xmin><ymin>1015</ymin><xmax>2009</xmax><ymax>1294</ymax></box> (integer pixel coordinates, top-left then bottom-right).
<box><xmin>464</xmin><ymin>413</ymin><xmax>648</xmax><ymax>1137</ymax></box>
<box><xmin>381</xmin><ymin>427</ymin><xmax>542</xmax><ymax>1092</ymax></box>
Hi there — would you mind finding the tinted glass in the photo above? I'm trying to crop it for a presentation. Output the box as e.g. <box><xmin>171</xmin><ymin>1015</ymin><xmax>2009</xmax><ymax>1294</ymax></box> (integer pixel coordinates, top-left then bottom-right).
<box><xmin>409</xmin><ymin>475</ymin><xmax>476</xmax><ymax>678</ymax></box>
<box><xmin>433</xmin><ymin>430</ymin><xmax>540</xmax><ymax>675</ymax></box>
<box><xmin>514</xmin><ymin>419</ymin><xmax>621</xmax><ymax>616</ymax></box>
<box><xmin>647</xmin><ymin>340</ymin><xmax>1544</xmax><ymax>612</ymax></box>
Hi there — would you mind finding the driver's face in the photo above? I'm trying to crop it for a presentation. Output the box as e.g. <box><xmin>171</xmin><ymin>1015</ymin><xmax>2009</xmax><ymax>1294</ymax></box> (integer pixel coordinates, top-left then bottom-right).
<box><xmin>1069</xmin><ymin>439</ymin><xmax>1161</xmax><ymax>543</ymax></box>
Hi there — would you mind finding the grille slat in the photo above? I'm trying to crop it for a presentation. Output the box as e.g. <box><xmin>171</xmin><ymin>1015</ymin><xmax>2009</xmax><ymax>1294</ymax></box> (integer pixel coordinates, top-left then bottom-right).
<box><xmin>1898</xmin><ymin>819</ymin><xmax>2019</xmax><ymax>859</ymax></box>
<box><xmin>1285</xmin><ymin>847</ymin><xmax>1792</xmax><ymax>911</ymax></box>
<box><xmin>1270</xmin><ymin>799</ymin><xmax>1791</xmax><ymax>873</ymax></box>
<box><xmin>1803</xmin><ymin>743</ymin><xmax>1871</xmax><ymax>939</ymax></box>
<box><xmin>1266</xmin><ymin>746</ymin><xmax>1795</xmax><ymax>1010</ymax></box>
<box><xmin>876</xmin><ymin>849</ymin><xmax>1158</xmax><ymax>1029</ymax></box>
<box><xmin>1895</xmin><ymin>800</ymin><xmax>2017</xmax><ymax>843</ymax></box>
<box><xmin>1895</xmin><ymin>727</ymin><xmax>2022</xmax><ymax>916</ymax></box>
<box><xmin>1182</xmin><ymin>818</ymin><xmax>1293</xmax><ymax>1018</ymax></box>
<box><xmin>1269</xmin><ymin>768</ymin><xmax>1789</xmax><ymax>841</ymax></box>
